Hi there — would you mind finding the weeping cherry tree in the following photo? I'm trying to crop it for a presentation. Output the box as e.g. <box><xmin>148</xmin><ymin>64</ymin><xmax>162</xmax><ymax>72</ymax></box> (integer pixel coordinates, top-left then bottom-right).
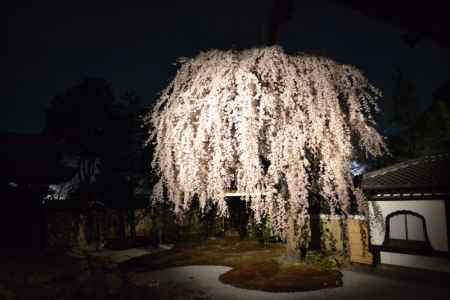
<box><xmin>146</xmin><ymin>46</ymin><xmax>386</xmax><ymax>257</ymax></box>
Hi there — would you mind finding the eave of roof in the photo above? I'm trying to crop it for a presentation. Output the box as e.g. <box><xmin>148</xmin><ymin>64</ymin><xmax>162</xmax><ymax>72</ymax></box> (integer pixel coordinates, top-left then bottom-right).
<box><xmin>362</xmin><ymin>153</ymin><xmax>450</xmax><ymax>192</ymax></box>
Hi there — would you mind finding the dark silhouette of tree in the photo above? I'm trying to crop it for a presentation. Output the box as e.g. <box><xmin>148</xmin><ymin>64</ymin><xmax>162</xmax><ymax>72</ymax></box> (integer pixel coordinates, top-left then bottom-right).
<box><xmin>384</xmin><ymin>77</ymin><xmax>450</xmax><ymax>161</ymax></box>
<box><xmin>390</xmin><ymin>71</ymin><xmax>420</xmax><ymax>130</ymax></box>
<box><xmin>44</xmin><ymin>78</ymin><xmax>116</xmax><ymax>205</ymax></box>
<box><xmin>45</xmin><ymin>80</ymin><xmax>152</xmax><ymax>246</ymax></box>
<box><xmin>413</xmin><ymin>81</ymin><xmax>450</xmax><ymax>155</ymax></box>
<box><xmin>384</xmin><ymin>71</ymin><xmax>422</xmax><ymax>161</ymax></box>
<box><xmin>97</xmin><ymin>90</ymin><xmax>150</xmax><ymax>241</ymax></box>
<box><xmin>433</xmin><ymin>80</ymin><xmax>450</xmax><ymax>105</ymax></box>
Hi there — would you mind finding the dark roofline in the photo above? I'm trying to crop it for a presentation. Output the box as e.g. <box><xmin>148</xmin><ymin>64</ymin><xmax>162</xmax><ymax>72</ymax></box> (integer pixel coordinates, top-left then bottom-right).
<box><xmin>363</xmin><ymin>153</ymin><xmax>450</xmax><ymax>182</ymax></box>
<box><xmin>0</xmin><ymin>132</ymin><xmax>76</xmax><ymax>184</ymax></box>
<box><xmin>362</xmin><ymin>153</ymin><xmax>450</xmax><ymax>191</ymax></box>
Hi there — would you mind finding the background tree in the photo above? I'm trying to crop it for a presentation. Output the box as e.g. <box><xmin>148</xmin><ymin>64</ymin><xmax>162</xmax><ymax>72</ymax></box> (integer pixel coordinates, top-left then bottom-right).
<box><xmin>384</xmin><ymin>77</ymin><xmax>450</xmax><ymax>162</ymax></box>
<box><xmin>44</xmin><ymin>78</ymin><xmax>116</xmax><ymax>205</ymax></box>
<box><xmin>413</xmin><ymin>80</ymin><xmax>450</xmax><ymax>155</ymax></box>
<box><xmin>45</xmin><ymin>80</ymin><xmax>152</xmax><ymax>246</ymax></box>
<box><xmin>385</xmin><ymin>71</ymin><xmax>421</xmax><ymax>160</ymax></box>
<box><xmin>146</xmin><ymin>46</ymin><xmax>387</xmax><ymax>259</ymax></box>
<box><xmin>98</xmin><ymin>90</ymin><xmax>150</xmax><ymax>241</ymax></box>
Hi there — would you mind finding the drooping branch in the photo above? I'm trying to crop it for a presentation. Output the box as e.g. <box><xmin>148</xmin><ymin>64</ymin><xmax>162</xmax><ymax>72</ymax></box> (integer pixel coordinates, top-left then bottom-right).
<box><xmin>146</xmin><ymin>46</ymin><xmax>386</xmax><ymax>240</ymax></box>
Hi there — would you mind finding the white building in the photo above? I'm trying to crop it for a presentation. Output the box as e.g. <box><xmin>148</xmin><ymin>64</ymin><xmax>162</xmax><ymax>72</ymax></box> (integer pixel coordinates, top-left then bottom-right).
<box><xmin>362</xmin><ymin>154</ymin><xmax>450</xmax><ymax>273</ymax></box>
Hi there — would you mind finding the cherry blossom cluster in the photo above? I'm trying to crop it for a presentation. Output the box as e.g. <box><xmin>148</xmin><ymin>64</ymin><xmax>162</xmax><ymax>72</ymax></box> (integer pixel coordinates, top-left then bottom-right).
<box><xmin>146</xmin><ymin>46</ymin><xmax>386</xmax><ymax>238</ymax></box>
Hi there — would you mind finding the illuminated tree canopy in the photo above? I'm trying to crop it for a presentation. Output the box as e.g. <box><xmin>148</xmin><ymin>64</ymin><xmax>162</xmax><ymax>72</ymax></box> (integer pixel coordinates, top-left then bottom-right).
<box><xmin>146</xmin><ymin>46</ymin><xmax>386</xmax><ymax>240</ymax></box>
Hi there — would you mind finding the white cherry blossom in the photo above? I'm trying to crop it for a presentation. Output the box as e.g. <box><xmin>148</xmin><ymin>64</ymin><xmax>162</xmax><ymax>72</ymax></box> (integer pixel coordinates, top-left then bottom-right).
<box><xmin>146</xmin><ymin>46</ymin><xmax>386</xmax><ymax>240</ymax></box>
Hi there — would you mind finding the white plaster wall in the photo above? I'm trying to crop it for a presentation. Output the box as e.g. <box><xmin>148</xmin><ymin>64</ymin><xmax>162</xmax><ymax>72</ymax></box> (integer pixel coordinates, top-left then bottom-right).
<box><xmin>369</xmin><ymin>200</ymin><xmax>448</xmax><ymax>251</ymax></box>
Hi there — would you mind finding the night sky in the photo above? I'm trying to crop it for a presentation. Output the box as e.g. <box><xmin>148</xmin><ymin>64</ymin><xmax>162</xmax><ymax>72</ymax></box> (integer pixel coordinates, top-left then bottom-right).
<box><xmin>6</xmin><ymin>0</ymin><xmax>450</xmax><ymax>133</ymax></box>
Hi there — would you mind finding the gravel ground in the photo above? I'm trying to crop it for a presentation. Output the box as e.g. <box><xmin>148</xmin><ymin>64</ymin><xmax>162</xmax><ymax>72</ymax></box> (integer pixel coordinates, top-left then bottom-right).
<box><xmin>129</xmin><ymin>265</ymin><xmax>450</xmax><ymax>300</ymax></box>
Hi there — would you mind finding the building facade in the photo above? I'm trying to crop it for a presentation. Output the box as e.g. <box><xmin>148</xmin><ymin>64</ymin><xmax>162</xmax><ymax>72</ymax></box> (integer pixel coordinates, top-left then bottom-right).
<box><xmin>362</xmin><ymin>154</ymin><xmax>450</xmax><ymax>272</ymax></box>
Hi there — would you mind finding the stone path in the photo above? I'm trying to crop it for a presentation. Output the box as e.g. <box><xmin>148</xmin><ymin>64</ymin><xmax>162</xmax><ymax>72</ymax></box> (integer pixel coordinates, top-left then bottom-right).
<box><xmin>88</xmin><ymin>247</ymin><xmax>154</xmax><ymax>263</ymax></box>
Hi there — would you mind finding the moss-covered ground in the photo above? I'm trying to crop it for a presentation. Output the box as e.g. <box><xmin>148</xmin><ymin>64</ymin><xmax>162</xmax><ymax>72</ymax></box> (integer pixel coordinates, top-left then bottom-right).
<box><xmin>120</xmin><ymin>237</ymin><xmax>343</xmax><ymax>292</ymax></box>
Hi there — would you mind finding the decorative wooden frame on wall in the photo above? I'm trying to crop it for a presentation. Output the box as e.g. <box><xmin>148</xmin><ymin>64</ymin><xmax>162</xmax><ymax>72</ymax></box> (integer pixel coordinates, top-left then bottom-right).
<box><xmin>382</xmin><ymin>210</ymin><xmax>433</xmax><ymax>255</ymax></box>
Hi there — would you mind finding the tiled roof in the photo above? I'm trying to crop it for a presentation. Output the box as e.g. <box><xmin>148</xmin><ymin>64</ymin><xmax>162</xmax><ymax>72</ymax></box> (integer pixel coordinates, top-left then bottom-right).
<box><xmin>362</xmin><ymin>154</ymin><xmax>450</xmax><ymax>192</ymax></box>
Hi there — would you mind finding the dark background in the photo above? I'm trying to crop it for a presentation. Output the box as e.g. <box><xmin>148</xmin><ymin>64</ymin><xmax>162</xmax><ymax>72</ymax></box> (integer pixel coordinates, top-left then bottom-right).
<box><xmin>5</xmin><ymin>0</ymin><xmax>450</xmax><ymax>133</ymax></box>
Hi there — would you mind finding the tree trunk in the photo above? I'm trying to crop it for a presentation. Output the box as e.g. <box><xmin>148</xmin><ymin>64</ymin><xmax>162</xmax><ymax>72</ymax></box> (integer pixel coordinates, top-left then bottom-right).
<box><xmin>309</xmin><ymin>214</ymin><xmax>321</xmax><ymax>251</ymax></box>
<box><xmin>118</xmin><ymin>210</ymin><xmax>126</xmax><ymax>240</ymax></box>
<box><xmin>286</xmin><ymin>210</ymin><xmax>298</xmax><ymax>260</ymax></box>
<box><xmin>127</xmin><ymin>180</ymin><xmax>136</xmax><ymax>240</ymax></box>
<box><xmin>128</xmin><ymin>207</ymin><xmax>136</xmax><ymax>240</ymax></box>
<box><xmin>307</xmin><ymin>188</ymin><xmax>322</xmax><ymax>253</ymax></box>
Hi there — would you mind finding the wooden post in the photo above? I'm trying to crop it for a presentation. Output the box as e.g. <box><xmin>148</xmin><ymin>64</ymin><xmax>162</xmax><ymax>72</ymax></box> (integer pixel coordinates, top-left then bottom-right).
<box><xmin>445</xmin><ymin>196</ymin><xmax>450</xmax><ymax>260</ymax></box>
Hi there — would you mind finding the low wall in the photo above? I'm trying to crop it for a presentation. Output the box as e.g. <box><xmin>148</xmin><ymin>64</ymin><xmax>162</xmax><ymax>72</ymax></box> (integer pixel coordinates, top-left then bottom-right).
<box><xmin>46</xmin><ymin>211</ymin><xmax>86</xmax><ymax>250</ymax></box>
<box><xmin>46</xmin><ymin>207</ymin><xmax>152</xmax><ymax>251</ymax></box>
<box><xmin>318</xmin><ymin>215</ymin><xmax>372</xmax><ymax>265</ymax></box>
<box><xmin>347</xmin><ymin>218</ymin><xmax>372</xmax><ymax>264</ymax></box>
<box><xmin>134</xmin><ymin>208</ymin><xmax>153</xmax><ymax>237</ymax></box>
